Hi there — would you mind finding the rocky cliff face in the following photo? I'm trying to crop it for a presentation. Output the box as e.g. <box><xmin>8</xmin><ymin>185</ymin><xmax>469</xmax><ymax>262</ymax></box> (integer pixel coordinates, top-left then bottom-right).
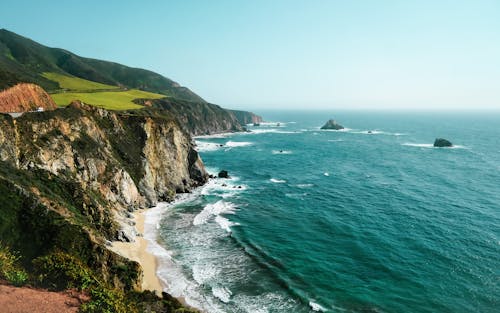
<box><xmin>0</xmin><ymin>83</ymin><xmax>57</xmax><ymax>112</ymax></box>
<box><xmin>0</xmin><ymin>101</ymin><xmax>207</xmax><ymax>290</ymax></box>
<box><xmin>229</xmin><ymin>109</ymin><xmax>263</xmax><ymax>125</ymax></box>
<box><xmin>142</xmin><ymin>98</ymin><xmax>244</xmax><ymax>136</ymax></box>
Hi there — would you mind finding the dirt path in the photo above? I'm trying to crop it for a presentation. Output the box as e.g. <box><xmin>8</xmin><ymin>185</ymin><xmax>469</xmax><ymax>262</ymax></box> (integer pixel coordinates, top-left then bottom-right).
<box><xmin>0</xmin><ymin>284</ymin><xmax>88</xmax><ymax>313</ymax></box>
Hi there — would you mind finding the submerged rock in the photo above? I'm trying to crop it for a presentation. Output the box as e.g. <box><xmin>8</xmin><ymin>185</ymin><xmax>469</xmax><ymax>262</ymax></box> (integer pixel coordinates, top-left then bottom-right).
<box><xmin>321</xmin><ymin>119</ymin><xmax>344</xmax><ymax>130</ymax></box>
<box><xmin>218</xmin><ymin>170</ymin><xmax>229</xmax><ymax>178</ymax></box>
<box><xmin>434</xmin><ymin>138</ymin><xmax>453</xmax><ymax>147</ymax></box>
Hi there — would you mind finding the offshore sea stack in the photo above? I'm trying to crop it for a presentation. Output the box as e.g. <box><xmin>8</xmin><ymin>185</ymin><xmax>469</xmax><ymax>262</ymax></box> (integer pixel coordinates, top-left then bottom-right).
<box><xmin>0</xmin><ymin>83</ymin><xmax>57</xmax><ymax>113</ymax></box>
<box><xmin>433</xmin><ymin>138</ymin><xmax>453</xmax><ymax>147</ymax></box>
<box><xmin>321</xmin><ymin>119</ymin><xmax>344</xmax><ymax>130</ymax></box>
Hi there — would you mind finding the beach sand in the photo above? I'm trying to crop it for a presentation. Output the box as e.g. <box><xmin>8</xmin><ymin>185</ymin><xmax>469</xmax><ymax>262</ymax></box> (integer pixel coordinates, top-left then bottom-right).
<box><xmin>109</xmin><ymin>209</ymin><xmax>164</xmax><ymax>296</ymax></box>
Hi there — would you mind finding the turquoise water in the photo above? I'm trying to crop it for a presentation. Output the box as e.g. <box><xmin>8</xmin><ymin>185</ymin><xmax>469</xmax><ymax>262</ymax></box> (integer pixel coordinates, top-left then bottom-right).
<box><xmin>156</xmin><ymin>111</ymin><xmax>499</xmax><ymax>313</ymax></box>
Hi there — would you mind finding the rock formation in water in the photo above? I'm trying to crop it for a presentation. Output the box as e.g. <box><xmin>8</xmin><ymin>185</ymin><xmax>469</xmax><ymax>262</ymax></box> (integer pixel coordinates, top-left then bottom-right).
<box><xmin>0</xmin><ymin>83</ymin><xmax>57</xmax><ymax>113</ymax></box>
<box><xmin>434</xmin><ymin>138</ymin><xmax>453</xmax><ymax>147</ymax></box>
<box><xmin>321</xmin><ymin>119</ymin><xmax>344</xmax><ymax>130</ymax></box>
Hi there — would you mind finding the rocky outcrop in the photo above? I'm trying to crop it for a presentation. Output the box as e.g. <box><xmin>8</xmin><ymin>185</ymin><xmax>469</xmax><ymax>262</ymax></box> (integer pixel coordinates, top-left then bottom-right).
<box><xmin>0</xmin><ymin>101</ymin><xmax>208</xmax><ymax>291</ymax></box>
<box><xmin>321</xmin><ymin>119</ymin><xmax>344</xmax><ymax>130</ymax></box>
<box><xmin>218</xmin><ymin>170</ymin><xmax>229</xmax><ymax>178</ymax></box>
<box><xmin>134</xmin><ymin>98</ymin><xmax>262</xmax><ymax>136</ymax></box>
<box><xmin>0</xmin><ymin>83</ymin><xmax>57</xmax><ymax>113</ymax></box>
<box><xmin>434</xmin><ymin>138</ymin><xmax>453</xmax><ymax>147</ymax></box>
<box><xmin>229</xmin><ymin>109</ymin><xmax>263</xmax><ymax>125</ymax></box>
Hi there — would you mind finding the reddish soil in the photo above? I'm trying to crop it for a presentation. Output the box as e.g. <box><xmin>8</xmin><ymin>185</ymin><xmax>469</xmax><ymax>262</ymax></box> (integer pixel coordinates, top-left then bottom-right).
<box><xmin>0</xmin><ymin>83</ymin><xmax>57</xmax><ymax>113</ymax></box>
<box><xmin>0</xmin><ymin>283</ymin><xmax>89</xmax><ymax>313</ymax></box>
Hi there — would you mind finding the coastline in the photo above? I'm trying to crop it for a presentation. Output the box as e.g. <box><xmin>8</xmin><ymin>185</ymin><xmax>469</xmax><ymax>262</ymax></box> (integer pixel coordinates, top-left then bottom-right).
<box><xmin>109</xmin><ymin>198</ymin><xmax>206</xmax><ymax>312</ymax></box>
<box><xmin>109</xmin><ymin>209</ymin><xmax>164</xmax><ymax>296</ymax></box>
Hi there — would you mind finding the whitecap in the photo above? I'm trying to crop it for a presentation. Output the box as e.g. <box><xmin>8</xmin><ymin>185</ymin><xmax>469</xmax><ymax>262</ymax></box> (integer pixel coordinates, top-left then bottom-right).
<box><xmin>272</xmin><ymin>150</ymin><xmax>292</xmax><ymax>154</ymax></box>
<box><xmin>327</xmin><ymin>139</ymin><xmax>343</xmax><ymax>142</ymax></box>
<box><xmin>320</xmin><ymin>127</ymin><xmax>353</xmax><ymax>132</ymax></box>
<box><xmin>246</xmin><ymin>129</ymin><xmax>279</xmax><ymax>134</ymax></box>
<box><xmin>297</xmin><ymin>183</ymin><xmax>313</xmax><ymax>188</ymax></box>
<box><xmin>195</xmin><ymin>141</ymin><xmax>223</xmax><ymax>152</ymax></box>
<box><xmin>270</xmin><ymin>178</ymin><xmax>286</xmax><ymax>183</ymax></box>
<box><xmin>352</xmin><ymin>130</ymin><xmax>407</xmax><ymax>136</ymax></box>
<box><xmin>309</xmin><ymin>301</ymin><xmax>327</xmax><ymax>312</ymax></box>
<box><xmin>324</xmin><ymin>172</ymin><xmax>330</xmax><ymax>176</ymax></box>
<box><xmin>402</xmin><ymin>143</ymin><xmax>434</xmax><ymax>148</ymax></box>
<box><xmin>193</xmin><ymin>201</ymin><xmax>236</xmax><ymax>226</ymax></box>
<box><xmin>225</xmin><ymin>141</ymin><xmax>253</xmax><ymax>147</ymax></box>
<box><xmin>402</xmin><ymin>143</ymin><xmax>467</xmax><ymax>149</ymax></box>
<box><xmin>192</xmin><ymin>263</ymin><xmax>218</xmax><ymax>285</ymax></box>
<box><xmin>201</xmin><ymin>178</ymin><xmax>247</xmax><ymax>198</ymax></box>
<box><xmin>194</xmin><ymin>132</ymin><xmax>233</xmax><ymax>139</ymax></box>
<box><xmin>212</xmin><ymin>286</ymin><xmax>232</xmax><ymax>303</ymax></box>
<box><xmin>215</xmin><ymin>215</ymin><xmax>240</xmax><ymax>232</ymax></box>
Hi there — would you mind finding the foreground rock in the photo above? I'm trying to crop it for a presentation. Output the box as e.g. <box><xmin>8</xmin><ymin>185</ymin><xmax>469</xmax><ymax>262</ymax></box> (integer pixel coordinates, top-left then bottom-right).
<box><xmin>434</xmin><ymin>138</ymin><xmax>453</xmax><ymax>147</ymax></box>
<box><xmin>321</xmin><ymin>119</ymin><xmax>344</xmax><ymax>130</ymax></box>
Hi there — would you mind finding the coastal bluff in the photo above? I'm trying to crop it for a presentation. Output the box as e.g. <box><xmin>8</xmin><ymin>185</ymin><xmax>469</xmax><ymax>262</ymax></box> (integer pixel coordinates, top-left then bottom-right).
<box><xmin>0</xmin><ymin>101</ymin><xmax>207</xmax><ymax>311</ymax></box>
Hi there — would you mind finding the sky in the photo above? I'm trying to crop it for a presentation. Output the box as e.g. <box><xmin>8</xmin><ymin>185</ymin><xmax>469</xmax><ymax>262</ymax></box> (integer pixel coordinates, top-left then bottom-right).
<box><xmin>1</xmin><ymin>0</ymin><xmax>499</xmax><ymax>110</ymax></box>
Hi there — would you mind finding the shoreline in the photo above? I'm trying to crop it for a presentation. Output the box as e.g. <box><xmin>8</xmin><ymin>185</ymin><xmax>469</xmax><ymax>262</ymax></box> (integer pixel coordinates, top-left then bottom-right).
<box><xmin>109</xmin><ymin>199</ymin><xmax>206</xmax><ymax>312</ymax></box>
<box><xmin>108</xmin><ymin>209</ymin><xmax>164</xmax><ymax>296</ymax></box>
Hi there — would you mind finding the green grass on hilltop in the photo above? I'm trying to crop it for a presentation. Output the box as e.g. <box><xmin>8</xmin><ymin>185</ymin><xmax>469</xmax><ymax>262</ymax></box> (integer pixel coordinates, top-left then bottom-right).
<box><xmin>50</xmin><ymin>89</ymin><xmax>166</xmax><ymax>110</ymax></box>
<box><xmin>43</xmin><ymin>72</ymin><xmax>167</xmax><ymax>110</ymax></box>
<box><xmin>42</xmin><ymin>72</ymin><xmax>119</xmax><ymax>92</ymax></box>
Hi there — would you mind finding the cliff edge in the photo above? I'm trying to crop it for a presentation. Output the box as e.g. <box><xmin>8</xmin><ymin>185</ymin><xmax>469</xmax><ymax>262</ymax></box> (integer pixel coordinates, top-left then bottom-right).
<box><xmin>0</xmin><ymin>101</ymin><xmax>207</xmax><ymax>310</ymax></box>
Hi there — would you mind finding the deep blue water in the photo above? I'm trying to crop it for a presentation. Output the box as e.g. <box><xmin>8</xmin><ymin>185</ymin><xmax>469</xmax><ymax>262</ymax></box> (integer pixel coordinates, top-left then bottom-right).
<box><xmin>156</xmin><ymin>111</ymin><xmax>500</xmax><ymax>313</ymax></box>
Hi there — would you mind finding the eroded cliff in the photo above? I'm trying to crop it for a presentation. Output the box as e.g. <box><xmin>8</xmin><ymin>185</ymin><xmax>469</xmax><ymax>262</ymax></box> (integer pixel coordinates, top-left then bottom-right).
<box><xmin>0</xmin><ymin>101</ymin><xmax>207</xmax><ymax>292</ymax></box>
<box><xmin>0</xmin><ymin>83</ymin><xmax>57</xmax><ymax>112</ymax></box>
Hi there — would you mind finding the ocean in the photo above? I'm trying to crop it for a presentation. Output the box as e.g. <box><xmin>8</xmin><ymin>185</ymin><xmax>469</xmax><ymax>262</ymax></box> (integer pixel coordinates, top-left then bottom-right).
<box><xmin>144</xmin><ymin>111</ymin><xmax>499</xmax><ymax>313</ymax></box>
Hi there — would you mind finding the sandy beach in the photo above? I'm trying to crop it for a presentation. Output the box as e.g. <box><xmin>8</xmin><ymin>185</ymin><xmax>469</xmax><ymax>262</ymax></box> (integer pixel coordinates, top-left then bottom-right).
<box><xmin>109</xmin><ymin>209</ymin><xmax>164</xmax><ymax>296</ymax></box>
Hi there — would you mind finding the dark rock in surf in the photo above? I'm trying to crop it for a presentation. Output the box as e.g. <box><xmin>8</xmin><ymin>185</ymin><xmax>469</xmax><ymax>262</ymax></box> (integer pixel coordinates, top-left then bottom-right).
<box><xmin>433</xmin><ymin>138</ymin><xmax>453</xmax><ymax>147</ymax></box>
<box><xmin>218</xmin><ymin>170</ymin><xmax>230</xmax><ymax>178</ymax></box>
<box><xmin>320</xmin><ymin>119</ymin><xmax>344</xmax><ymax>130</ymax></box>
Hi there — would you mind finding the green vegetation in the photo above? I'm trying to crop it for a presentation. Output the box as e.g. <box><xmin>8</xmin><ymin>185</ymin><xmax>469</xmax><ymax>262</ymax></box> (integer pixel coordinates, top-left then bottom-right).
<box><xmin>0</xmin><ymin>29</ymin><xmax>205</xmax><ymax>102</ymax></box>
<box><xmin>42</xmin><ymin>72</ymin><xmax>119</xmax><ymax>92</ymax></box>
<box><xmin>50</xmin><ymin>89</ymin><xmax>165</xmax><ymax>110</ymax></box>
<box><xmin>0</xmin><ymin>242</ymin><xmax>28</xmax><ymax>286</ymax></box>
<box><xmin>40</xmin><ymin>71</ymin><xmax>167</xmax><ymax>110</ymax></box>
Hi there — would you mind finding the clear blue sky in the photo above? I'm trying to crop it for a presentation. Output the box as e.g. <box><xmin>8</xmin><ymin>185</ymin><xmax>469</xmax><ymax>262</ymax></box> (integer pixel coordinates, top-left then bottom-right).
<box><xmin>1</xmin><ymin>0</ymin><xmax>499</xmax><ymax>110</ymax></box>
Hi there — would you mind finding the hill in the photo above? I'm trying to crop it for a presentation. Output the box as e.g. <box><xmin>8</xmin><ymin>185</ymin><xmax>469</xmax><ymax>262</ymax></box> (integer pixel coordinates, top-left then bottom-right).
<box><xmin>0</xmin><ymin>28</ymin><xmax>203</xmax><ymax>102</ymax></box>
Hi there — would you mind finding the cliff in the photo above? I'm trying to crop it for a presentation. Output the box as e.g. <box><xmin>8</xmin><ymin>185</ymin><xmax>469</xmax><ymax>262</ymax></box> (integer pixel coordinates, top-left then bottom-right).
<box><xmin>229</xmin><ymin>109</ymin><xmax>263</xmax><ymax>125</ymax></box>
<box><xmin>136</xmin><ymin>98</ymin><xmax>245</xmax><ymax>136</ymax></box>
<box><xmin>0</xmin><ymin>83</ymin><xmax>57</xmax><ymax>112</ymax></box>
<box><xmin>0</xmin><ymin>102</ymin><xmax>207</xmax><ymax>302</ymax></box>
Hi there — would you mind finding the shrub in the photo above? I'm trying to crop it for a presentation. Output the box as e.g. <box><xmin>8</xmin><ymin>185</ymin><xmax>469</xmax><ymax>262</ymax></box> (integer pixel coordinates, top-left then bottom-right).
<box><xmin>33</xmin><ymin>251</ymin><xmax>95</xmax><ymax>290</ymax></box>
<box><xmin>0</xmin><ymin>242</ymin><xmax>28</xmax><ymax>286</ymax></box>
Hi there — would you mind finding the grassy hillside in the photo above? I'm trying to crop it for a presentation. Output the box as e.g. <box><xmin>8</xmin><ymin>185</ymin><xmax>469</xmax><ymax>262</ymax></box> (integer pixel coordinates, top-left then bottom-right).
<box><xmin>42</xmin><ymin>72</ymin><xmax>165</xmax><ymax>110</ymax></box>
<box><xmin>42</xmin><ymin>72</ymin><xmax>119</xmax><ymax>92</ymax></box>
<box><xmin>51</xmin><ymin>89</ymin><xmax>165</xmax><ymax>110</ymax></box>
<box><xmin>0</xmin><ymin>29</ymin><xmax>204</xmax><ymax>102</ymax></box>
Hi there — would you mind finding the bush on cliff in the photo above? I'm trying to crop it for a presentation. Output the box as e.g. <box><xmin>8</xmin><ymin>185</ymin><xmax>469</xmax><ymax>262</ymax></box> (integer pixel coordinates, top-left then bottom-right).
<box><xmin>0</xmin><ymin>242</ymin><xmax>28</xmax><ymax>286</ymax></box>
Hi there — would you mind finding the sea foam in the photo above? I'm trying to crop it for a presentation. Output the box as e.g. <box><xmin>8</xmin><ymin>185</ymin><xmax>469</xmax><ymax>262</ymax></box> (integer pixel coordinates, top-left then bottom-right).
<box><xmin>270</xmin><ymin>178</ymin><xmax>287</xmax><ymax>183</ymax></box>
<box><xmin>193</xmin><ymin>201</ymin><xmax>237</xmax><ymax>226</ymax></box>
<box><xmin>225</xmin><ymin>141</ymin><xmax>253</xmax><ymax>147</ymax></box>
